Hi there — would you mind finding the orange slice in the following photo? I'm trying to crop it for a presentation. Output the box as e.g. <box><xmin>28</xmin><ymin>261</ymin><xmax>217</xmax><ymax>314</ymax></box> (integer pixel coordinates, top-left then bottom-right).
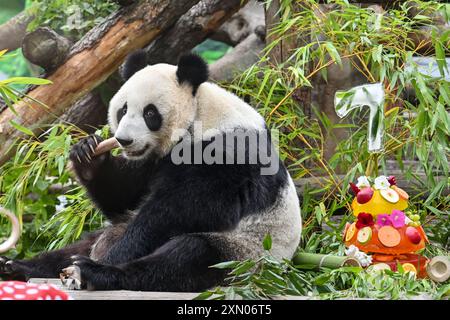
<box><xmin>378</xmin><ymin>226</ymin><xmax>401</xmax><ymax>247</ymax></box>
<box><xmin>402</xmin><ymin>263</ymin><xmax>417</xmax><ymax>274</ymax></box>
<box><xmin>392</xmin><ymin>185</ymin><xmax>409</xmax><ymax>200</ymax></box>
<box><xmin>343</xmin><ymin>222</ymin><xmax>350</xmax><ymax>238</ymax></box>
<box><xmin>345</xmin><ymin>223</ymin><xmax>356</xmax><ymax>242</ymax></box>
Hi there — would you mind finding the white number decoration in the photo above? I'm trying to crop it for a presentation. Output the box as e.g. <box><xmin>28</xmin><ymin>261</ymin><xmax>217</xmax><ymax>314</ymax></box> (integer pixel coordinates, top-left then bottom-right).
<box><xmin>334</xmin><ymin>83</ymin><xmax>385</xmax><ymax>153</ymax></box>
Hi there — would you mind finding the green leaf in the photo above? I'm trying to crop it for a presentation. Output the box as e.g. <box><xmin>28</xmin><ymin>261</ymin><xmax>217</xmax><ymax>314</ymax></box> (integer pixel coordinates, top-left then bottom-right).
<box><xmin>9</xmin><ymin>120</ymin><xmax>34</xmax><ymax>136</ymax></box>
<box><xmin>263</xmin><ymin>233</ymin><xmax>272</xmax><ymax>250</ymax></box>
<box><xmin>232</xmin><ymin>260</ymin><xmax>256</xmax><ymax>275</ymax></box>
<box><xmin>434</xmin><ymin>40</ymin><xmax>447</xmax><ymax>77</ymax></box>
<box><xmin>324</xmin><ymin>42</ymin><xmax>342</xmax><ymax>67</ymax></box>
<box><xmin>193</xmin><ymin>291</ymin><xmax>214</xmax><ymax>300</ymax></box>
<box><xmin>2</xmin><ymin>77</ymin><xmax>52</xmax><ymax>86</ymax></box>
<box><xmin>210</xmin><ymin>261</ymin><xmax>239</xmax><ymax>269</ymax></box>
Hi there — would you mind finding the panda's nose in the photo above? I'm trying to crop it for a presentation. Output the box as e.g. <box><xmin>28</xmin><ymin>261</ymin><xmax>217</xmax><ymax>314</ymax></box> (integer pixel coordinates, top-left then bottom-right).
<box><xmin>115</xmin><ymin>137</ymin><xmax>133</xmax><ymax>147</ymax></box>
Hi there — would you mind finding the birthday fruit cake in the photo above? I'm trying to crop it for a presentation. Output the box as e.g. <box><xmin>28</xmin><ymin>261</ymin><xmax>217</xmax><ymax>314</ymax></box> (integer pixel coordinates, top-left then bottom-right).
<box><xmin>344</xmin><ymin>175</ymin><xmax>429</xmax><ymax>277</ymax></box>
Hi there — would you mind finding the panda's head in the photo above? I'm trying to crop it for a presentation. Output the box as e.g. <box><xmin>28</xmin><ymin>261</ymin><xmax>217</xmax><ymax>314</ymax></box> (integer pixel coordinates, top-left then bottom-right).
<box><xmin>108</xmin><ymin>51</ymin><xmax>208</xmax><ymax>160</ymax></box>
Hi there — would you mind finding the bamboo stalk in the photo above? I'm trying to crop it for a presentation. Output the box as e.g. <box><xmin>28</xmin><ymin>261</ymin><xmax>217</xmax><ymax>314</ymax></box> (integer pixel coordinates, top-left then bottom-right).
<box><xmin>427</xmin><ymin>256</ymin><xmax>450</xmax><ymax>283</ymax></box>
<box><xmin>293</xmin><ymin>252</ymin><xmax>361</xmax><ymax>269</ymax></box>
<box><xmin>94</xmin><ymin>137</ymin><xmax>119</xmax><ymax>156</ymax></box>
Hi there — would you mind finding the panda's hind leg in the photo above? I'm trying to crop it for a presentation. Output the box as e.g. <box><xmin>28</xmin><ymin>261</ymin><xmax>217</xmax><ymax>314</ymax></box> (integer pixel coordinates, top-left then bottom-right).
<box><xmin>67</xmin><ymin>234</ymin><xmax>231</xmax><ymax>291</ymax></box>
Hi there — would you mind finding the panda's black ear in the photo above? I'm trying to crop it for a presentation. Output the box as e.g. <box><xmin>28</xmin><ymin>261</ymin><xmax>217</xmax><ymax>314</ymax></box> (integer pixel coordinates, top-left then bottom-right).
<box><xmin>120</xmin><ymin>50</ymin><xmax>148</xmax><ymax>81</ymax></box>
<box><xmin>176</xmin><ymin>53</ymin><xmax>209</xmax><ymax>95</ymax></box>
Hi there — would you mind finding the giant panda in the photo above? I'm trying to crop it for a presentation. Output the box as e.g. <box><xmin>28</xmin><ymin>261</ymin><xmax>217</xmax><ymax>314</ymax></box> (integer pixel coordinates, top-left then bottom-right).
<box><xmin>0</xmin><ymin>52</ymin><xmax>301</xmax><ymax>291</ymax></box>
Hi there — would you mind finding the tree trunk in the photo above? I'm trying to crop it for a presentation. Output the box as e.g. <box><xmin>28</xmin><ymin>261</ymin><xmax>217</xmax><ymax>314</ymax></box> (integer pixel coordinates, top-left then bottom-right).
<box><xmin>22</xmin><ymin>27</ymin><xmax>73</xmax><ymax>71</ymax></box>
<box><xmin>0</xmin><ymin>0</ymin><xmax>201</xmax><ymax>166</ymax></box>
<box><xmin>209</xmin><ymin>26</ymin><xmax>266</xmax><ymax>82</ymax></box>
<box><xmin>210</xmin><ymin>0</ymin><xmax>265</xmax><ymax>46</ymax></box>
<box><xmin>59</xmin><ymin>91</ymin><xmax>108</xmax><ymax>133</ymax></box>
<box><xmin>145</xmin><ymin>0</ymin><xmax>247</xmax><ymax>65</ymax></box>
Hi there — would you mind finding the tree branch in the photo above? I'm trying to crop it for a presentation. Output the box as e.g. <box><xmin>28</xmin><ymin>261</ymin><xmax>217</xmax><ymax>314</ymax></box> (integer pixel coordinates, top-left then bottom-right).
<box><xmin>0</xmin><ymin>11</ymin><xmax>33</xmax><ymax>52</ymax></box>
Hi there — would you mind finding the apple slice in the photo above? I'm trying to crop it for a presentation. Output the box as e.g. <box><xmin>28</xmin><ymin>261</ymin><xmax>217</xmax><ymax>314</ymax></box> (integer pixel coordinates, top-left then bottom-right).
<box><xmin>380</xmin><ymin>188</ymin><xmax>400</xmax><ymax>203</ymax></box>
<box><xmin>405</xmin><ymin>226</ymin><xmax>422</xmax><ymax>244</ymax></box>
<box><xmin>357</xmin><ymin>187</ymin><xmax>374</xmax><ymax>204</ymax></box>
<box><xmin>357</xmin><ymin>226</ymin><xmax>372</xmax><ymax>244</ymax></box>
<box><xmin>370</xmin><ymin>263</ymin><xmax>391</xmax><ymax>273</ymax></box>
<box><xmin>378</xmin><ymin>226</ymin><xmax>401</xmax><ymax>247</ymax></box>
<box><xmin>345</xmin><ymin>223</ymin><xmax>356</xmax><ymax>242</ymax></box>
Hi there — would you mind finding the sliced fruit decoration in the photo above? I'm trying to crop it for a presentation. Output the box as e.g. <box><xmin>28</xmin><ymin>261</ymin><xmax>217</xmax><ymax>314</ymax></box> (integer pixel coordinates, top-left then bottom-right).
<box><xmin>350</xmin><ymin>175</ymin><xmax>408</xmax><ymax>217</ymax></box>
<box><xmin>344</xmin><ymin>175</ymin><xmax>428</xmax><ymax>255</ymax></box>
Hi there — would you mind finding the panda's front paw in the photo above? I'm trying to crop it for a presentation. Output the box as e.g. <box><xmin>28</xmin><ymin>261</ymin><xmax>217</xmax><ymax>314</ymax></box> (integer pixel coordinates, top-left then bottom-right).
<box><xmin>61</xmin><ymin>255</ymin><xmax>123</xmax><ymax>291</ymax></box>
<box><xmin>69</xmin><ymin>135</ymin><xmax>108</xmax><ymax>181</ymax></box>
<box><xmin>0</xmin><ymin>257</ymin><xmax>30</xmax><ymax>281</ymax></box>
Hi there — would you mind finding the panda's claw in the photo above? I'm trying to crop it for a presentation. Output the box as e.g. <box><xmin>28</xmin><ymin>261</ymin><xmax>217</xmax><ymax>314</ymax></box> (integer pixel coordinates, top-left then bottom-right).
<box><xmin>60</xmin><ymin>265</ymin><xmax>82</xmax><ymax>290</ymax></box>
<box><xmin>69</xmin><ymin>134</ymin><xmax>108</xmax><ymax>180</ymax></box>
<box><xmin>92</xmin><ymin>135</ymin><xmax>99</xmax><ymax>147</ymax></box>
<box><xmin>89</xmin><ymin>143</ymin><xmax>95</xmax><ymax>154</ymax></box>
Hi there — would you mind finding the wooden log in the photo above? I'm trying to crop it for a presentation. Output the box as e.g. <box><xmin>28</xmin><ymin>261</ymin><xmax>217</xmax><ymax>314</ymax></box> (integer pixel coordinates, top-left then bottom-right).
<box><xmin>0</xmin><ymin>0</ymin><xmax>201</xmax><ymax>166</ymax></box>
<box><xmin>59</xmin><ymin>91</ymin><xmax>108</xmax><ymax>133</ymax></box>
<box><xmin>144</xmin><ymin>0</ymin><xmax>247</xmax><ymax>65</ymax></box>
<box><xmin>0</xmin><ymin>11</ymin><xmax>34</xmax><ymax>52</ymax></box>
<box><xmin>210</xmin><ymin>0</ymin><xmax>265</xmax><ymax>46</ymax></box>
<box><xmin>209</xmin><ymin>26</ymin><xmax>265</xmax><ymax>82</ymax></box>
<box><xmin>22</xmin><ymin>27</ymin><xmax>73</xmax><ymax>71</ymax></box>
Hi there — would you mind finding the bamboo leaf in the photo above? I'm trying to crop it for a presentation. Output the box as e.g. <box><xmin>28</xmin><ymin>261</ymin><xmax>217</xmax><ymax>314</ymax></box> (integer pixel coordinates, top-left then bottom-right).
<box><xmin>9</xmin><ymin>120</ymin><xmax>35</xmax><ymax>136</ymax></box>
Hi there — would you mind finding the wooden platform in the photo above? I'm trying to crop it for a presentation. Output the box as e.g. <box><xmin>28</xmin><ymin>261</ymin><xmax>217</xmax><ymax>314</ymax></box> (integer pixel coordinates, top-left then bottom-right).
<box><xmin>28</xmin><ymin>278</ymin><xmax>200</xmax><ymax>300</ymax></box>
<box><xmin>28</xmin><ymin>278</ymin><xmax>314</xmax><ymax>300</ymax></box>
<box><xmin>28</xmin><ymin>278</ymin><xmax>434</xmax><ymax>300</ymax></box>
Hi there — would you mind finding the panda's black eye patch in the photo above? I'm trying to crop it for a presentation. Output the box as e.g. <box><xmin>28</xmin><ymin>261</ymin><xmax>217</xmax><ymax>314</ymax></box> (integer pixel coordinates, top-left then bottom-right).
<box><xmin>117</xmin><ymin>103</ymin><xmax>127</xmax><ymax>124</ymax></box>
<box><xmin>143</xmin><ymin>104</ymin><xmax>162</xmax><ymax>131</ymax></box>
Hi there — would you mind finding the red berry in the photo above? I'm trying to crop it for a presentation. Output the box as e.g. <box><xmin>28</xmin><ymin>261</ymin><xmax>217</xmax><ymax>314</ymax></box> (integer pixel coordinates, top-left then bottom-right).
<box><xmin>387</xmin><ymin>176</ymin><xmax>396</xmax><ymax>186</ymax></box>
<box><xmin>349</xmin><ymin>182</ymin><xmax>360</xmax><ymax>195</ymax></box>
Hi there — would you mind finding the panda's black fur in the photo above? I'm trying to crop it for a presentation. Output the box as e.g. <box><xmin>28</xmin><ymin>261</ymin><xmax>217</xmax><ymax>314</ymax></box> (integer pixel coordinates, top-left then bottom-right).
<box><xmin>0</xmin><ymin>52</ymin><xmax>300</xmax><ymax>291</ymax></box>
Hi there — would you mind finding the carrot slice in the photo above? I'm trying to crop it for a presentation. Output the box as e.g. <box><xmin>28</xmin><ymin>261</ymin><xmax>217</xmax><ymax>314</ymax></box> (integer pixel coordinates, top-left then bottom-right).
<box><xmin>378</xmin><ymin>226</ymin><xmax>401</xmax><ymax>247</ymax></box>
<box><xmin>345</xmin><ymin>223</ymin><xmax>356</xmax><ymax>242</ymax></box>
<box><xmin>392</xmin><ymin>185</ymin><xmax>409</xmax><ymax>200</ymax></box>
